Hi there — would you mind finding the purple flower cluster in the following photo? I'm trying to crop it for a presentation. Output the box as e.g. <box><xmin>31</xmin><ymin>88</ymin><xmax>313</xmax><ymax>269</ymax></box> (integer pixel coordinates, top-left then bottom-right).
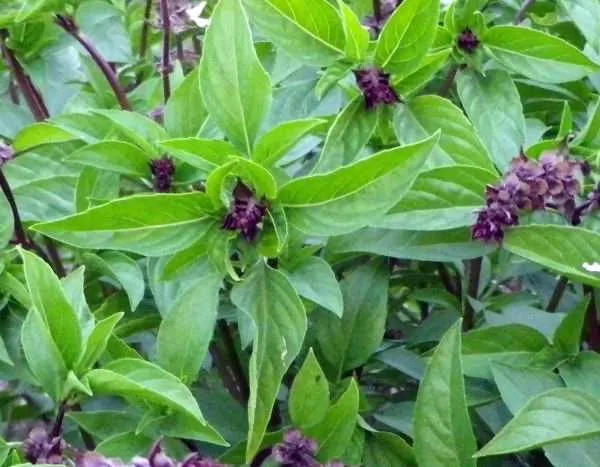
<box><xmin>572</xmin><ymin>184</ymin><xmax>600</xmax><ymax>225</ymax></box>
<box><xmin>150</xmin><ymin>156</ymin><xmax>176</xmax><ymax>192</ymax></box>
<box><xmin>223</xmin><ymin>181</ymin><xmax>267</xmax><ymax>241</ymax></box>
<box><xmin>0</xmin><ymin>141</ymin><xmax>13</xmax><ymax>166</ymax></box>
<box><xmin>473</xmin><ymin>152</ymin><xmax>586</xmax><ymax>242</ymax></box>
<box><xmin>23</xmin><ymin>426</ymin><xmax>67</xmax><ymax>465</ymax></box>
<box><xmin>76</xmin><ymin>442</ymin><xmax>225</xmax><ymax>467</ymax></box>
<box><xmin>457</xmin><ymin>28</ymin><xmax>480</xmax><ymax>54</ymax></box>
<box><xmin>362</xmin><ymin>0</ymin><xmax>402</xmax><ymax>37</ymax></box>
<box><xmin>271</xmin><ymin>431</ymin><xmax>344</xmax><ymax>467</ymax></box>
<box><xmin>353</xmin><ymin>68</ymin><xmax>400</xmax><ymax>110</ymax></box>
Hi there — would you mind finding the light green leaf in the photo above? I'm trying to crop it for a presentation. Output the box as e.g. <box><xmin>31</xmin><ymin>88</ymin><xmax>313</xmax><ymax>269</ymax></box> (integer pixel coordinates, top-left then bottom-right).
<box><xmin>305</xmin><ymin>379</ymin><xmax>359</xmax><ymax>462</ymax></box>
<box><xmin>283</xmin><ymin>256</ymin><xmax>343</xmax><ymax>317</ymax></box>
<box><xmin>75</xmin><ymin>167</ymin><xmax>120</xmax><ymax>212</ymax></box>
<box><xmin>200</xmin><ymin>0</ymin><xmax>272</xmax><ymax>154</ymax></box>
<box><xmin>475</xmin><ymin>389</ymin><xmax>600</xmax><ymax>457</ymax></box>
<box><xmin>252</xmin><ymin>118</ymin><xmax>325</xmax><ymax>168</ymax></box>
<box><xmin>289</xmin><ymin>349</ymin><xmax>330</xmax><ymax>428</ymax></box>
<box><xmin>393</xmin><ymin>49</ymin><xmax>451</xmax><ymax>97</ymax></box>
<box><xmin>77</xmin><ymin>313</ymin><xmax>124</xmax><ymax>373</ymax></box>
<box><xmin>554</xmin><ymin>297</ymin><xmax>589</xmax><ymax>356</ymax></box>
<box><xmin>484</xmin><ymin>26</ymin><xmax>600</xmax><ymax>84</ymax></box>
<box><xmin>231</xmin><ymin>263</ymin><xmax>307</xmax><ymax>461</ymax></box>
<box><xmin>165</xmin><ymin>67</ymin><xmax>208</xmax><ymax>138</ymax></box>
<box><xmin>394</xmin><ymin>95</ymin><xmax>494</xmax><ymax>170</ymax></box>
<box><xmin>86</xmin><ymin>358</ymin><xmax>207</xmax><ymax>425</ymax></box>
<box><xmin>156</xmin><ymin>275</ymin><xmax>222</xmax><ymax>384</ymax></box>
<box><xmin>375</xmin><ymin>0</ymin><xmax>440</xmax><ymax>75</ymax></box>
<box><xmin>33</xmin><ymin>193</ymin><xmax>217</xmax><ymax>257</ymax></box>
<box><xmin>457</xmin><ymin>69</ymin><xmax>526</xmax><ymax>172</ymax></box>
<box><xmin>312</xmin><ymin>96</ymin><xmax>380</xmax><ymax>174</ymax></box>
<box><xmin>314</xmin><ymin>260</ymin><xmax>388</xmax><ymax>380</ymax></box>
<box><xmin>338</xmin><ymin>0</ymin><xmax>369</xmax><ymax>61</ymax></box>
<box><xmin>559</xmin><ymin>352</ymin><xmax>600</xmax><ymax>398</ymax></box>
<box><xmin>504</xmin><ymin>225</ymin><xmax>600</xmax><ymax>288</ymax></box>
<box><xmin>280</xmin><ymin>135</ymin><xmax>437</xmax><ymax>236</ymax></box>
<box><xmin>21</xmin><ymin>309</ymin><xmax>67</xmax><ymax>402</ymax></box>
<box><xmin>558</xmin><ymin>0</ymin><xmax>600</xmax><ymax>53</ymax></box>
<box><xmin>66</xmin><ymin>141</ymin><xmax>151</xmax><ymax>177</ymax></box>
<box><xmin>13</xmin><ymin>123</ymin><xmax>76</xmax><ymax>152</ymax></box>
<box><xmin>20</xmin><ymin>249</ymin><xmax>82</xmax><ymax>368</ymax></box>
<box><xmin>364</xmin><ymin>431</ymin><xmax>416</xmax><ymax>467</ymax></box>
<box><xmin>0</xmin><ymin>190</ymin><xmax>13</xmax><ymax>249</ymax></box>
<box><xmin>374</xmin><ymin>165</ymin><xmax>498</xmax><ymax>230</ymax></box>
<box><xmin>414</xmin><ymin>321</ymin><xmax>477</xmax><ymax>467</ymax></box>
<box><xmin>242</xmin><ymin>0</ymin><xmax>345</xmax><ymax>66</ymax></box>
<box><xmin>83</xmin><ymin>251</ymin><xmax>145</xmax><ymax>312</ymax></box>
<box><xmin>159</xmin><ymin>138</ymin><xmax>239</xmax><ymax>171</ymax></box>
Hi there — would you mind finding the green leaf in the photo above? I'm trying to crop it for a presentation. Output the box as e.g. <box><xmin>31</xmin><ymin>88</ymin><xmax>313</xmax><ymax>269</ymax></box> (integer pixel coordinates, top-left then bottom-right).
<box><xmin>558</xmin><ymin>0</ymin><xmax>600</xmax><ymax>53</ymax></box>
<box><xmin>20</xmin><ymin>249</ymin><xmax>82</xmax><ymax>368</ymax></box>
<box><xmin>0</xmin><ymin>335</ymin><xmax>13</xmax><ymax>367</ymax></box>
<box><xmin>0</xmin><ymin>190</ymin><xmax>13</xmax><ymax>249</ymax></box>
<box><xmin>230</xmin><ymin>263</ymin><xmax>307</xmax><ymax>461</ymax></box>
<box><xmin>91</xmin><ymin>110</ymin><xmax>166</xmax><ymax>154</ymax></box>
<box><xmin>374</xmin><ymin>165</ymin><xmax>498</xmax><ymax>230</ymax></box>
<box><xmin>475</xmin><ymin>389</ymin><xmax>600</xmax><ymax>457</ymax></box>
<box><xmin>414</xmin><ymin>321</ymin><xmax>477</xmax><ymax>467</ymax></box>
<box><xmin>156</xmin><ymin>274</ymin><xmax>222</xmax><ymax>384</ymax></box>
<box><xmin>574</xmin><ymin>96</ymin><xmax>600</xmax><ymax>149</ymax></box>
<box><xmin>457</xmin><ymin>69</ymin><xmax>526</xmax><ymax>172</ymax></box>
<box><xmin>559</xmin><ymin>352</ymin><xmax>600</xmax><ymax>398</ymax></box>
<box><xmin>67</xmin><ymin>410</ymin><xmax>142</xmax><ymax>439</ymax></box>
<box><xmin>21</xmin><ymin>309</ymin><xmax>67</xmax><ymax>402</ymax></box>
<box><xmin>484</xmin><ymin>26</ymin><xmax>600</xmax><ymax>84</ymax></box>
<box><xmin>461</xmin><ymin>324</ymin><xmax>549</xmax><ymax>379</ymax></box>
<box><xmin>77</xmin><ymin>313</ymin><xmax>124</xmax><ymax>373</ymax></box>
<box><xmin>75</xmin><ymin>167</ymin><xmax>120</xmax><ymax>212</ymax></box>
<box><xmin>338</xmin><ymin>0</ymin><xmax>369</xmax><ymax>61</ymax></box>
<box><xmin>83</xmin><ymin>251</ymin><xmax>145</xmax><ymax>312</ymax></box>
<box><xmin>312</xmin><ymin>96</ymin><xmax>380</xmax><ymax>174</ymax></box>
<box><xmin>33</xmin><ymin>193</ymin><xmax>217</xmax><ymax>257</ymax></box>
<box><xmin>13</xmin><ymin>123</ymin><xmax>76</xmax><ymax>152</ymax></box>
<box><xmin>165</xmin><ymin>67</ymin><xmax>207</xmax><ymax>138</ymax></box>
<box><xmin>504</xmin><ymin>225</ymin><xmax>600</xmax><ymax>288</ymax></box>
<box><xmin>393</xmin><ymin>49</ymin><xmax>451</xmax><ymax>97</ymax></box>
<box><xmin>86</xmin><ymin>358</ymin><xmax>207</xmax><ymax>425</ymax></box>
<box><xmin>283</xmin><ymin>256</ymin><xmax>343</xmax><ymax>317</ymax></box>
<box><xmin>252</xmin><ymin>118</ymin><xmax>325</xmax><ymax>168</ymax></box>
<box><xmin>314</xmin><ymin>260</ymin><xmax>388</xmax><ymax>380</ymax></box>
<box><xmin>200</xmin><ymin>0</ymin><xmax>272</xmax><ymax>155</ymax></box>
<box><xmin>159</xmin><ymin>138</ymin><xmax>239</xmax><ymax>171</ymax></box>
<box><xmin>65</xmin><ymin>141</ymin><xmax>151</xmax><ymax>177</ymax></box>
<box><xmin>289</xmin><ymin>349</ymin><xmax>330</xmax><ymax>428</ymax></box>
<box><xmin>374</xmin><ymin>0</ymin><xmax>440</xmax><ymax>75</ymax></box>
<box><xmin>394</xmin><ymin>95</ymin><xmax>494</xmax><ymax>170</ymax></box>
<box><xmin>280</xmin><ymin>134</ymin><xmax>437</xmax><ymax>236</ymax></box>
<box><xmin>242</xmin><ymin>0</ymin><xmax>345</xmax><ymax>66</ymax></box>
<box><xmin>364</xmin><ymin>431</ymin><xmax>416</xmax><ymax>467</ymax></box>
<box><xmin>554</xmin><ymin>297</ymin><xmax>589</xmax><ymax>356</ymax></box>
<box><xmin>328</xmin><ymin>227</ymin><xmax>494</xmax><ymax>262</ymax></box>
<box><xmin>305</xmin><ymin>378</ymin><xmax>360</xmax><ymax>462</ymax></box>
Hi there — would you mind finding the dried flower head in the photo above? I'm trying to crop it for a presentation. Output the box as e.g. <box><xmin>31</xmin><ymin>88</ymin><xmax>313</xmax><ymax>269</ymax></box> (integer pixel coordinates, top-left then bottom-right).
<box><xmin>23</xmin><ymin>426</ymin><xmax>67</xmax><ymax>465</ymax></box>
<box><xmin>150</xmin><ymin>156</ymin><xmax>176</xmax><ymax>193</ymax></box>
<box><xmin>353</xmin><ymin>68</ymin><xmax>400</xmax><ymax>110</ymax></box>
<box><xmin>457</xmin><ymin>28</ymin><xmax>480</xmax><ymax>54</ymax></box>
<box><xmin>0</xmin><ymin>141</ymin><xmax>13</xmax><ymax>166</ymax></box>
<box><xmin>223</xmin><ymin>181</ymin><xmax>267</xmax><ymax>241</ymax></box>
<box><xmin>271</xmin><ymin>430</ymin><xmax>319</xmax><ymax>467</ymax></box>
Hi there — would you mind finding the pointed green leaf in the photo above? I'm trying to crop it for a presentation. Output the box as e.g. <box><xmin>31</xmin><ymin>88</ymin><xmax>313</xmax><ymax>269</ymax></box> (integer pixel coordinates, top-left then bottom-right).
<box><xmin>231</xmin><ymin>263</ymin><xmax>307</xmax><ymax>461</ymax></box>
<box><xmin>159</xmin><ymin>138</ymin><xmax>239</xmax><ymax>171</ymax></box>
<box><xmin>289</xmin><ymin>349</ymin><xmax>330</xmax><ymax>428</ymax></box>
<box><xmin>165</xmin><ymin>67</ymin><xmax>208</xmax><ymax>138</ymax></box>
<box><xmin>414</xmin><ymin>321</ymin><xmax>477</xmax><ymax>467</ymax></box>
<box><xmin>65</xmin><ymin>141</ymin><xmax>152</xmax><ymax>177</ymax></box>
<box><xmin>554</xmin><ymin>297</ymin><xmax>589</xmax><ymax>356</ymax></box>
<box><xmin>200</xmin><ymin>0</ymin><xmax>272</xmax><ymax>154</ymax></box>
<box><xmin>364</xmin><ymin>431</ymin><xmax>416</xmax><ymax>467</ymax></box>
<box><xmin>338</xmin><ymin>0</ymin><xmax>369</xmax><ymax>61</ymax></box>
<box><xmin>77</xmin><ymin>313</ymin><xmax>124</xmax><ymax>373</ymax></box>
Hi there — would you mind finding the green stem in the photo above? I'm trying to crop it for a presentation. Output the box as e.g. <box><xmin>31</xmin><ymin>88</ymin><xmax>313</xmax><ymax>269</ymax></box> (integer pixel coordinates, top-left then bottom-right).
<box><xmin>546</xmin><ymin>276</ymin><xmax>568</xmax><ymax>313</ymax></box>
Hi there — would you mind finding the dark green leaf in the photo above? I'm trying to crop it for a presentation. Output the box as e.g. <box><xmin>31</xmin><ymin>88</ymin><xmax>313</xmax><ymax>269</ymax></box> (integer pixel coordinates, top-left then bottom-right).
<box><xmin>289</xmin><ymin>349</ymin><xmax>330</xmax><ymax>428</ymax></box>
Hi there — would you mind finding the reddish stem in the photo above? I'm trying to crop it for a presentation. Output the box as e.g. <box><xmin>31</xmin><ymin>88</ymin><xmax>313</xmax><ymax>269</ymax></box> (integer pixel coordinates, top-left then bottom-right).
<box><xmin>159</xmin><ymin>0</ymin><xmax>171</xmax><ymax>102</ymax></box>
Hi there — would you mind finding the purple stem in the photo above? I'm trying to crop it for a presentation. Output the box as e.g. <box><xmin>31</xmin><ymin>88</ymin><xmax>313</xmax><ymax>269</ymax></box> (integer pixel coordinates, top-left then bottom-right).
<box><xmin>159</xmin><ymin>0</ymin><xmax>172</xmax><ymax>102</ymax></box>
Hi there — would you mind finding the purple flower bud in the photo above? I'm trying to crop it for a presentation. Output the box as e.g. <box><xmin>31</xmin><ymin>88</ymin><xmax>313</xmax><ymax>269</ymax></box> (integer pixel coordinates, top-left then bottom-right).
<box><xmin>223</xmin><ymin>181</ymin><xmax>267</xmax><ymax>241</ymax></box>
<box><xmin>23</xmin><ymin>426</ymin><xmax>67</xmax><ymax>465</ymax></box>
<box><xmin>272</xmin><ymin>430</ymin><xmax>319</xmax><ymax>467</ymax></box>
<box><xmin>457</xmin><ymin>28</ymin><xmax>480</xmax><ymax>54</ymax></box>
<box><xmin>180</xmin><ymin>453</ymin><xmax>227</xmax><ymax>467</ymax></box>
<box><xmin>0</xmin><ymin>141</ymin><xmax>13</xmax><ymax>166</ymax></box>
<box><xmin>148</xmin><ymin>442</ymin><xmax>176</xmax><ymax>467</ymax></box>
<box><xmin>472</xmin><ymin>199</ymin><xmax>519</xmax><ymax>243</ymax></box>
<box><xmin>353</xmin><ymin>68</ymin><xmax>400</xmax><ymax>110</ymax></box>
<box><xmin>148</xmin><ymin>106</ymin><xmax>165</xmax><ymax>125</ymax></box>
<box><xmin>150</xmin><ymin>156</ymin><xmax>176</xmax><ymax>193</ymax></box>
<box><xmin>76</xmin><ymin>452</ymin><xmax>125</xmax><ymax>467</ymax></box>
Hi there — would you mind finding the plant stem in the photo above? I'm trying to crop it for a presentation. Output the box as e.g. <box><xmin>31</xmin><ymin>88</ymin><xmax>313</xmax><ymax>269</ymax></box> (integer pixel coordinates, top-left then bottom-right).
<box><xmin>8</xmin><ymin>79</ymin><xmax>19</xmax><ymax>104</ymax></box>
<box><xmin>373</xmin><ymin>0</ymin><xmax>382</xmax><ymax>20</ymax></box>
<box><xmin>139</xmin><ymin>0</ymin><xmax>153</xmax><ymax>59</ymax></box>
<box><xmin>192</xmin><ymin>35</ymin><xmax>202</xmax><ymax>57</ymax></box>
<box><xmin>584</xmin><ymin>285</ymin><xmax>600</xmax><ymax>351</ymax></box>
<box><xmin>159</xmin><ymin>0</ymin><xmax>172</xmax><ymax>102</ymax></box>
<box><xmin>463</xmin><ymin>257</ymin><xmax>482</xmax><ymax>331</ymax></box>
<box><xmin>176</xmin><ymin>35</ymin><xmax>184</xmax><ymax>63</ymax></box>
<box><xmin>439</xmin><ymin>64</ymin><xmax>459</xmax><ymax>97</ymax></box>
<box><xmin>55</xmin><ymin>15</ymin><xmax>131</xmax><ymax>111</ymax></box>
<box><xmin>50</xmin><ymin>401</ymin><xmax>67</xmax><ymax>438</ymax></box>
<box><xmin>436</xmin><ymin>262</ymin><xmax>456</xmax><ymax>296</ymax></box>
<box><xmin>44</xmin><ymin>237</ymin><xmax>66</xmax><ymax>277</ymax></box>
<box><xmin>212</xmin><ymin>320</ymin><xmax>250</xmax><ymax>405</ymax></box>
<box><xmin>0</xmin><ymin>171</ymin><xmax>28</xmax><ymax>248</ymax></box>
<box><xmin>546</xmin><ymin>276</ymin><xmax>568</xmax><ymax>312</ymax></box>
<box><xmin>514</xmin><ymin>0</ymin><xmax>536</xmax><ymax>24</ymax></box>
<box><xmin>0</xmin><ymin>31</ymin><xmax>48</xmax><ymax>121</ymax></box>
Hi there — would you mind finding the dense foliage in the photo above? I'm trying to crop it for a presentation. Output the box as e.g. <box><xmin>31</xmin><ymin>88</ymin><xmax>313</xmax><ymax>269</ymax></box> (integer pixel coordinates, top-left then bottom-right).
<box><xmin>1</xmin><ymin>0</ymin><xmax>600</xmax><ymax>465</ymax></box>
